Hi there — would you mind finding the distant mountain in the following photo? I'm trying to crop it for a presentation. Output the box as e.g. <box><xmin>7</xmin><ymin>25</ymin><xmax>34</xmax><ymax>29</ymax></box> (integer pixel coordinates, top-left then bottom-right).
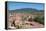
<box><xmin>8</xmin><ymin>8</ymin><xmax>44</xmax><ymax>14</ymax></box>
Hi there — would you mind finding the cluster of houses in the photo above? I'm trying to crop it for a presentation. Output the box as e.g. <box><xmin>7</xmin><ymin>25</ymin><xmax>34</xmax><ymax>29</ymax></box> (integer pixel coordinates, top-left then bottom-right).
<box><xmin>7</xmin><ymin>13</ymin><xmax>37</xmax><ymax>29</ymax></box>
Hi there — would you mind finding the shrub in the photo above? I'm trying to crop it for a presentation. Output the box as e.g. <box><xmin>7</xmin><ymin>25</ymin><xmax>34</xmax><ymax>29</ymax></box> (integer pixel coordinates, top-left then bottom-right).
<box><xmin>34</xmin><ymin>16</ymin><xmax>44</xmax><ymax>25</ymax></box>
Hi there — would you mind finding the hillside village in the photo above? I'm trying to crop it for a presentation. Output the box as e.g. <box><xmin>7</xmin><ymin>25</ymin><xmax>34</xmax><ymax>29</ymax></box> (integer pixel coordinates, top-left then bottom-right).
<box><xmin>7</xmin><ymin>13</ymin><xmax>44</xmax><ymax>29</ymax></box>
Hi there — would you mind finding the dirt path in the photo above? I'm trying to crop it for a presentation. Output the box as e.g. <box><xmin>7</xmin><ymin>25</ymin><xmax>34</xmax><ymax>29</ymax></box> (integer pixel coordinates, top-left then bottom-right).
<box><xmin>28</xmin><ymin>21</ymin><xmax>44</xmax><ymax>28</ymax></box>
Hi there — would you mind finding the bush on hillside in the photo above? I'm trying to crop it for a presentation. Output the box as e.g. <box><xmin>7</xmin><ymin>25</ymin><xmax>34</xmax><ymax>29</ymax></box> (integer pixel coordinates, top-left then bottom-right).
<box><xmin>34</xmin><ymin>16</ymin><xmax>44</xmax><ymax>25</ymax></box>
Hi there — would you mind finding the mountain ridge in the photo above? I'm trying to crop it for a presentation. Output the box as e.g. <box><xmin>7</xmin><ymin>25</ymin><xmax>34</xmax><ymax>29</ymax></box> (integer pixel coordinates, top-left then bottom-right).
<box><xmin>8</xmin><ymin>8</ymin><xmax>44</xmax><ymax>14</ymax></box>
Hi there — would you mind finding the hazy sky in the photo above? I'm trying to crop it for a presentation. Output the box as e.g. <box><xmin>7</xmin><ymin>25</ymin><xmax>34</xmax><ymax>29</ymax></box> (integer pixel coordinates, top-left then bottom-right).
<box><xmin>7</xmin><ymin>2</ymin><xmax>44</xmax><ymax>10</ymax></box>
